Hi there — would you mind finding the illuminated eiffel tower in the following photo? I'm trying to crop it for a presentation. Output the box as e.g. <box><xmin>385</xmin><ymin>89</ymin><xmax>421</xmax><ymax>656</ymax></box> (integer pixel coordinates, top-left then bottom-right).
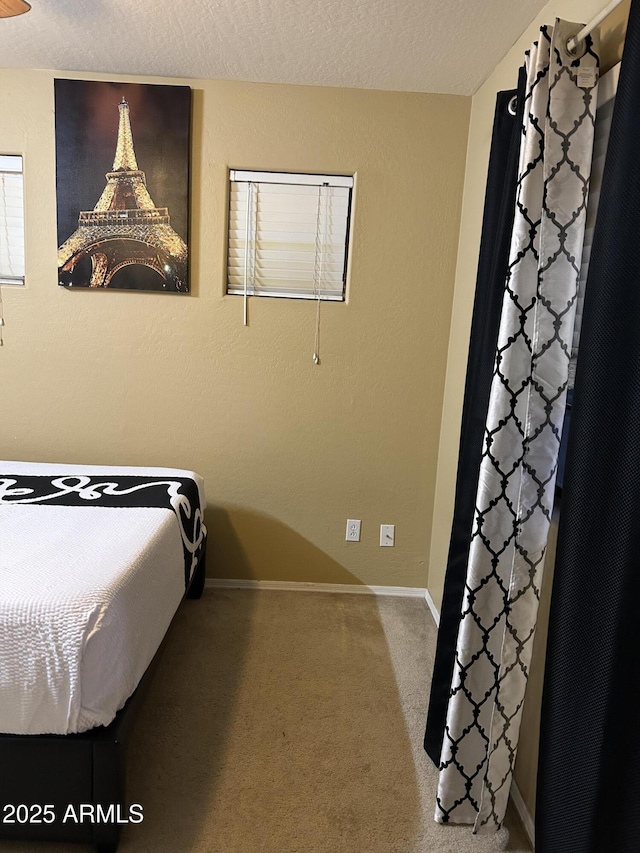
<box><xmin>58</xmin><ymin>98</ymin><xmax>188</xmax><ymax>291</ymax></box>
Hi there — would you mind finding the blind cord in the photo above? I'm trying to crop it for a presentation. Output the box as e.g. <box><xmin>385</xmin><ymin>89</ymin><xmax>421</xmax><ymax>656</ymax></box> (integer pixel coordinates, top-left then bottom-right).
<box><xmin>313</xmin><ymin>184</ymin><xmax>329</xmax><ymax>365</ymax></box>
<box><xmin>1</xmin><ymin>173</ymin><xmax>8</xmax><ymax>342</ymax></box>
<box><xmin>313</xmin><ymin>290</ymin><xmax>321</xmax><ymax>364</ymax></box>
<box><xmin>243</xmin><ymin>181</ymin><xmax>253</xmax><ymax>326</ymax></box>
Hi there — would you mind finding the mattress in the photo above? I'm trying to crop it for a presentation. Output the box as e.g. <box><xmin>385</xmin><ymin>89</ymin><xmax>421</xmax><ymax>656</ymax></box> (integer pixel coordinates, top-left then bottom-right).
<box><xmin>0</xmin><ymin>461</ymin><xmax>206</xmax><ymax>736</ymax></box>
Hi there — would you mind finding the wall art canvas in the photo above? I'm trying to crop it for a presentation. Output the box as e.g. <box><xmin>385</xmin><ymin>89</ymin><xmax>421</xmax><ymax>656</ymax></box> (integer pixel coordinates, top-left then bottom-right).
<box><xmin>55</xmin><ymin>79</ymin><xmax>191</xmax><ymax>292</ymax></box>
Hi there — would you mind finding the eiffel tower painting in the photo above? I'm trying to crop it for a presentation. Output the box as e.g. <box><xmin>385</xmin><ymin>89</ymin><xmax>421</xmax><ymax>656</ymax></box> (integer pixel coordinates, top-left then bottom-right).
<box><xmin>55</xmin><ymin>80</ymin><xmax>191</xmax><ymax>292</ymax></box>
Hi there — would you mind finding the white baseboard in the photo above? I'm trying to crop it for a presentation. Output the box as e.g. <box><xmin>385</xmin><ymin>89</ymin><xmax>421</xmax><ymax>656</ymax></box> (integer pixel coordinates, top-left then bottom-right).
<box><xmin>510</xmin><ymin>780</ymin><xmax>535</xmax><ymax>847</ymax></box>
<box><xmin>424</xmin><ymin>589</ymin><xmax>440</xmax><ymax>626</ymax></box>
<box><xmin>204</xmin><ymin>578</ymin><xmax>427</xmax><ymax>597</ymax></box>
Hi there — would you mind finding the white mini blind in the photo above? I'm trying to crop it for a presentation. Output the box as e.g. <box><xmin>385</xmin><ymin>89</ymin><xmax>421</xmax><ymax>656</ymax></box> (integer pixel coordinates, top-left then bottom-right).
<box><xmin>0</xmin><ymin>155</ymin><xmax>25</xmax><ymax>286</ymax></box>
<box><xmin>228</xmin><ymin>171</ymin><xmax>353</xmax><ymax>301</ymax></box>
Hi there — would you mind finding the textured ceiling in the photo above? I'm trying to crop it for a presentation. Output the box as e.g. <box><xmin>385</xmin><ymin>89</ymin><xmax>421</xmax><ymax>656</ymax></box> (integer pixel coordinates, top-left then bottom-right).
<box><xmin>0</xmin><ymin>0</ymin><xmax>548</xmax><ymax>95</ymax></box>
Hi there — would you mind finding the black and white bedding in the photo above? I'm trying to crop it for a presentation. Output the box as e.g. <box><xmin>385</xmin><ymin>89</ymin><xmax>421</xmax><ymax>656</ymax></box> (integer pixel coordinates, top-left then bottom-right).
<box><xmin>0</xmin><ymin>461</ymin><xmax>206</xmax><ymax>736</ymax></box>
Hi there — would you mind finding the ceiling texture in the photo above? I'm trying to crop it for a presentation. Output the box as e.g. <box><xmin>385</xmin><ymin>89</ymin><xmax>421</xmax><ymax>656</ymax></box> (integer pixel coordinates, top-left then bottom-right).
<box><xmin>0</xmin><ymin>0</ymin><xmax>547</xmax><ymax>95</ymax></box>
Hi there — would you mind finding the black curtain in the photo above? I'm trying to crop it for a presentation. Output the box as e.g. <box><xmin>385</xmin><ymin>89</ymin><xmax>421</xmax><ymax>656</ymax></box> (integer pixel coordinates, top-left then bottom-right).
<box><xmin>424</xmin><ymin>71</ymin><xmax>525</xmax><ymax>765</ymax></box>
<box><xmin>536</xmin><ymin>3</ymin><xmax>640</xmax><ymax>851</ymax></box>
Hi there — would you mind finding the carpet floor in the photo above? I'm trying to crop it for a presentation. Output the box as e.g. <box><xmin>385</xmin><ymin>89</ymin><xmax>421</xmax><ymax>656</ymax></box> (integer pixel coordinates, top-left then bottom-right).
<box><xmin>1</xmin><ymin>589</ymin><xmax>532</xmax><ymax>853</ymax></box>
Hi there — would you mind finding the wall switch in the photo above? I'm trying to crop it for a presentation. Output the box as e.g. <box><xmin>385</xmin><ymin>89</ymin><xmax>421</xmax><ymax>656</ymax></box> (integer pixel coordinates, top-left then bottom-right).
<box><xmin>346</xmin><ymin>519</ymin><xmax>361</xmax><ymax>542</ymax></box>
<box><xmin>380</xmin><ymin>524</ymin><xmax>395</xmax><ymax>547</ymax></box>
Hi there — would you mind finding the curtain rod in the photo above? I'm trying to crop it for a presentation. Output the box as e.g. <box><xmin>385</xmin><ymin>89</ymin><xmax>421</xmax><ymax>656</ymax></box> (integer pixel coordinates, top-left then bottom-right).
<box><xmin>567</xmin><ymin>0</ymin><xmax>625</xmax><ymax>53</ymax></box>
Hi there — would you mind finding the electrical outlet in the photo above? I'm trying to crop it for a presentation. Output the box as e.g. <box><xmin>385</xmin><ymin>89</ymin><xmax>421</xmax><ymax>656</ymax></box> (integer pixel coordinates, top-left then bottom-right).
<box><xmin>346</xmin><ymin>519</ymin><xmax>361</xmax><ymax>542</ymax></box>
<box><xmin>380</xmin><ymin>524</ymin><xmax>395</xmax><ymax>547</ymax></box>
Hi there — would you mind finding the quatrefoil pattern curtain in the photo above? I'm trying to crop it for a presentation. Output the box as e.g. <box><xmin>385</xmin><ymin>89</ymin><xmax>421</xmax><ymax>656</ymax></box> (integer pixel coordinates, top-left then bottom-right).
<box><xmin>431</xmin><ymin>20</ymin><xmax>599</xmax><ymax>834</ymax></box>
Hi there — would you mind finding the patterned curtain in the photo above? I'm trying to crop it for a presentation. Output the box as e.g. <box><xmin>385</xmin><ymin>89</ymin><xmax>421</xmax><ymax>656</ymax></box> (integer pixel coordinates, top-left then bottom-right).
<box><xmin>424</xmin><ymin>73</ymin><xmax>525</xmax><ymax>767</ymax></box>
<box><xmin>433</xmin><ymin>20</ymin><xmax>599</xmax><ymax>833</ymax></box>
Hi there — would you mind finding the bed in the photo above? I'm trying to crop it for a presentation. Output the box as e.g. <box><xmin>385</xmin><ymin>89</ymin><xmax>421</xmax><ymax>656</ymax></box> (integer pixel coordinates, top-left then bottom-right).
<box><xmin>0</xmin><ymin>461</ymin><xmax>207</xmax><ymax>852</ymax></box>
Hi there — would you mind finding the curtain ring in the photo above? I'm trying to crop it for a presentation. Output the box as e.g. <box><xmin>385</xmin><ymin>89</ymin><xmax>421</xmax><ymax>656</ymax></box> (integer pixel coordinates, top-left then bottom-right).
<box><xmin>508</xmin><ymin>96</ymin><xmax>517</xmax><ymax>116</ymax></box>
<box><xmin>566</xmin><ymin>34</ymin><xmax>585</xmax><ymax>57</ymax></box>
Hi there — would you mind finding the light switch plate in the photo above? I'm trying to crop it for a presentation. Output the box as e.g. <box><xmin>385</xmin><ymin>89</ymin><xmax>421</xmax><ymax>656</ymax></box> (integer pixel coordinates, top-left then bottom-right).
<box><xmin>380</xmin><ymin>524</ymin><xmax>395</xmax><ymax>546</ymax></box>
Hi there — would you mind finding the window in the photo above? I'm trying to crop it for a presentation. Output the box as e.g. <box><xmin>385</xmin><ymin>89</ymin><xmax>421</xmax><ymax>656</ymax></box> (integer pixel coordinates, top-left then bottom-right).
<box><xmin>0</xmin><ymin>155</ymin><xmax>25</xmax><ymax>286</ymax></box>
<box><xmin>228</xmin><ymin>171</ymin><xmax>353</xmax><ymax>301</ymax></box>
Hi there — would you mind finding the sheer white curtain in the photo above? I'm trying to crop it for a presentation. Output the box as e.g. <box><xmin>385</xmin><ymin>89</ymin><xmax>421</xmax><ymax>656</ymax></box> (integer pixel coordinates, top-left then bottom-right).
<box><xmin>435</xmin><ymin>19</ymin><xmax>599</xmax><ymax>833</ymax></box>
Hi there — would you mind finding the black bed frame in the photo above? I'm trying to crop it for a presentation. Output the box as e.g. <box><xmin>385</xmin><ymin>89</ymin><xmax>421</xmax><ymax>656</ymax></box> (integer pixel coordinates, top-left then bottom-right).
<box><xmin>0</xmin><ymin>537</ymin><xmax>207</xmax><ymax>853</ymax></box>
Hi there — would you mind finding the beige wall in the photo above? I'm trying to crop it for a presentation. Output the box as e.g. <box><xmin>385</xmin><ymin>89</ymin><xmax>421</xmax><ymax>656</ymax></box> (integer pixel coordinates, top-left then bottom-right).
<box><xmin>0</xmin><ymin>69</ymin><xmax>470</xmax><ymax>588</ymax></box>
<box><xmin>426</xmin><ymin>0</ymin><xmax>630</xmax><ymax>831</ymax></box>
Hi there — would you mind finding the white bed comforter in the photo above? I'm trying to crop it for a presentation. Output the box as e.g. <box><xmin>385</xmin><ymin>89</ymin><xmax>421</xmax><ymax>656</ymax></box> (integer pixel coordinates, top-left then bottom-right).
<box><xmin>0</xmin><ymin>462</ymin><xmax>205</xmax><ymax>735</ymax></box>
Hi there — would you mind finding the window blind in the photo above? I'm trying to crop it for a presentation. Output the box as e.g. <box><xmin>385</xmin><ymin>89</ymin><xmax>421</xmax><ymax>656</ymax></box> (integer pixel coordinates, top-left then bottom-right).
<box><xmin>228</xmin><ymin>171</ymin><xmax>353</xmax><ymax>301</ymax></box>
<box><xmin>0</xmin><ymin>155</ymin><xmax>25</xmax><ymax>286</ymax></box>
